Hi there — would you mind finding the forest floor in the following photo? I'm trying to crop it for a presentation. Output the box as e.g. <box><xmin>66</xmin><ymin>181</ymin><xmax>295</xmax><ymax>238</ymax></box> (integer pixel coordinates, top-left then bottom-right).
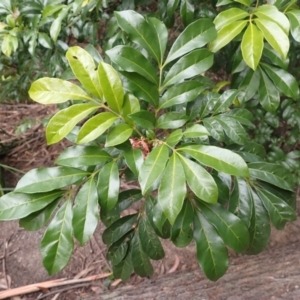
<box><xmin>0</xmin><ymin>104</ymin><xmax>300</xmax><ymax>300</ymax></box>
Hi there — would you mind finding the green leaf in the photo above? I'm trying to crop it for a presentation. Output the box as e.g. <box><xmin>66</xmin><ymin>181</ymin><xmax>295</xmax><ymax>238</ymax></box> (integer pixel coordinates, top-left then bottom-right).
<box><xmin>114</xmin><ymin>10</ymin><xmax>162</xmax><ymax>64</ymax></box>
<box><xmin>42</xmin><ymin>4</ymin><xmax>65</xmax><ymax>19</ymax></box>
<box><xmin>209</xmin><ymin>20</ymin><xmax>248</xmax><ymax>53</ymax></box>
<box><xmin>199</xmin><ymin>202</ymin><xmax>249</xmax><ymax>253</ymax></box>
<box><xmin>237</xmin><ymin>68</ymin><xmax>261</xmax><ymax>102</ymax></box>
<box><xmin>213</xmin><ymin>89</ymin><xmax>239</xmax><ymax>114</ymax></box>
<box><xmin>224</xmin><ymin>108</ymin><xmax>254</xmax><ymax>127</ymax></box>
<box><xmin>66</xmin><ymin>46</ymin><xmax>102</xmax><ymax>98</ymax></box>
<box><xmin>147</xmin><ymin>17</ymin><xmax>168</xmax><ymax>64</ymax></box>
<box><xmin>193</xmin><ymin>210</ymin><xmax>228</xmax><ymax>281</ymax></box>
<box><xmin>73</xmin><ymin>178</ymin><xmax>99</xmax><ymax>246</ymax></box>
<box><xmin>255</xmin><ymin>5</ymin><xmax>290</xmax><ymax>35</ymax></box>
<box><xmin>56</xmin><ymin>146</ymin><xmax>112</xmax><ymax>167</ymax></box>
<box><xmin>179</xmin><ymin>155</ymin><xmax>218</xmax><ymax>204</ymax></box>
<box><xmin>0</xmin><ymin>191</ymin><xmax>63</xmax><ymax>221</ymax></box>
<box><xmin>247</xmin><ymin>189</ymin><xmax>270</xmax><ymax>254</ymax></box>
<box><xmin>213</xmin><ymin>8</ymin><xmax>249</xmax><ymax>31</ymax></box>
<box><xmin>128</xmin><ymin>110</ymin><xmax>156</xmax><ymax>130</ymax></box>
<box><xmin>184</xmin><ymin>124</ymin><xmax>210</xmax><ymax>138</ymax></box>
<box><xmin>77</xmin><ymin>112</ymin><xmax>118</xmax><ymax>144</ymax></box>
<box><xmin>120</xmin><ymin>71</ymin><xmax>159</xmax><ymax>107</ymax></box>
<box><xmin>105</xmin><ymin>123</ymin><xmax>133</xmax><ymax>147</ymax></box>
<box><xmin>241</xmin><ymin>23</ymin><xmax>263</xmax><ymax>70</ymax></box>
<box><xmin>138</xmin><ymin>217</ymin><xmax>165</xmax><ymax>260</ymax></box>
<box><xmin>254</xmin><ymin>18</ymin><xmax>289</xmax><ymax>59</ymax></box>
<box><xmin>248</xmin><ymin>162</ymin><xmax>294</xmax><ymax>191</ymax></box>
<box><xmin>234</xmin><ymin>0</ymin><xmax>250</xmax><ymax>6</ymax></box>
<box><xmin>203</xmin><ymin>118</ymin><xmax>225</xmax><ymax>141</ymax></box>
<box><xmin>106</xmin><ymin>46</ymin><xmax>158</xmax><ymax>85</ymax></box>
<box><xmin>107</xmin><ymin>235</ymin><xmax>129</xmax><ymax>265</ymax></box>
<box><xmin>159</xmin><ymin>81</ymin><xmax>206</xmax><ymax>109</ymax></box>
<box><xmin>112</xmin><ymin>250</ymin><xmax>133</xmax><ymax>281</ymax></box>
<box><xmin>139</xmin><ymin>145</ymin><xmax>169</xmax><ymax>194</ymax></box>
<box><xmin>19</xmin><ymin>198</ymin><xmax>61</xmax><ymax>231</ymax></box>
<box><xmin>156</xmin><ymin>112</ymin><xmax>188</xmax><ymax>129</ymax></box>
<box><xmin>50</xmin><ymin>18</ymin><xmax>61</xmax><ymax>42</ymax></box>
<box><xmin>131</xmin><ymin>232</ymin><xmax>154</xmax><ymax>277</ymax></box>
<box><xmin>122</xmin><ymin>93</ymin><xmax>140</xmax><ymax>125</ymax></box>
<box><xmin>228</xmin><ymin>178</ymin><xmax>253</xmax><ymax>227</ymax></box>
<box><xmin>29</xmin><ymin>78</ymin><xmax>93</xmax><ymax>104</ymax></box>
<box><xmin>258</xmin><ymin>67</ymin><xmax>280</xmax><ymax>112</ymax></box>
<box><xmin>15</xmin><ymin>167</ymin><xmax>89</xmax><ymax>193</ymax></box>
<box><xmin>165</xmin><ymin>19</ymin><xmax>217</xmax><ymax>64</ymax></box>
<box><xmin>98</xmin><ymin>62</ymin><xmax>124</xmax><ymax>113</ymax></box>
<box><xmin>180</xmin><ymin>0</ymin><xmax>194</xmax><ymax>26</ymax></box>
<box><xmin>171</xmin><ymin>200</ymin><xmax>194</xmax><ymax>247</ymax></box>
<box><xmin>178</xmin><ymin>145</ymin><xmax>249</xmax><ymax>177</ymax></box>
<box><xmin>256</xmin><ymin>188</ymin><xmax>296</xmax><ymax>230</ymax></box>
<box><xmin>166</xmin><ymin>129</ymin><xmax>183</xmax><ymax>147</ymax></box>
<box><xmin>102</xmin><ymin>214</ymin><xmax>138</xmax><ymax>246</ymax></box>
<box><xmin>46</xmin><ymin>104</ymin><xmax>98</xmax><ymax>144</ymax></box>
<box><xmin>38</xmin><ymin>32</ymin><xmax>53</xmax><ymax>49</ymax></box>
<box><xmin>162</xmin><ymin>49</ymin><xmax>214</xmax><ymax>88</ymax></box>
<box><xmin>97</xmin><ymin>161</ymin><xmax>120</xmax><ymax>212</ymax></box>
<box><xmin>262</xmin><ymin>44</ymin><xmax>289</xmax><ymax>70</ymax></box>
<box><xmin>287</xmin><ymin>10</ymin><xmax>300</xmax><ymax>42</ymax></box>
<box><xmin>158</xmin><ymin>153</ymin><xmax>186</xmax><ymax>225</ymax></box>
<box><xmin>261</xmin><ymin>63</ymin><xmax>299</xmax><ymax>100</ymax></box>
<box><xmin>124</xmin><ymin>148</ymin><xmax>143</xmax><ymax>176</ymax></box>
<box><xmin>41</xmin><ymin>200</ymin><xmax>74</xmax><ymax>275</ymax></box>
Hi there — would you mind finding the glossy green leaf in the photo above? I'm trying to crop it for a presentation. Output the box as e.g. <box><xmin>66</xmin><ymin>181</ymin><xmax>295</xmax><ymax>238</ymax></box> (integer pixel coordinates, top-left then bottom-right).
<box><xmin>105</xmin><ymin>123</ymin><xmax>133</xmax><ymax>147</ymax></box>
<box><xmin>171</xmin><ymin>200</ymin><xmax>194</xmax><ymax>247</ymax></box>
<box><xmin>97</xmin><ymin>161</ymin><xmax>120</xmax><ymax>212</ymax></box>
<box><xmin>261</xmin><ymin>63</ymin><xmax>299</xmax><ymax>100</ymax></box>
<box><xmin>42</xmin><ymin>4</ymin><xmax>65</xmax><ymax>18</ymax></box>
<box><xmin>255</xmin><ymin>5</ymin><xmax>290</xmax><ymax>35</ymax></box>
<box><xmin>241</xmin><ymin>23</ymin><xmax>263</xmax><ymax>70</ymax></box>
<box><xmin>73</xmin><ymin>178</ymin><xmax>99</xmax><ymax>246</ymax></box>
<box><xmin>107</xmin><ymin>235</ymin><xmax>129</xmax><ymax>265</ymax></box>
<box><xmin>256</xmin><ymin>188</ymin><xmax>296</xmax><ymax>230</ymax></box>
<box><xmin>41</xmin><ymin>200</ymin><xmax>74</xmax><ymax>275</ymax></box>
<box><xmin>139</xmin><ymin>217</ymin><xmax>165</xmax><ymax>260</ymax></box>
<box><xmin>213</xmin><ymin>89</ymin><xmax>239</xmax><ymax>114</ymax></box>
<box><xmin>224</xmin><ymin>108</ymin><xmax>254</xmax><ymax>127</ymax></box>
<box><xmin>38</xmin><ymin>32</ymin><xmax>53</xmax><ymax>49</ymax></box>
<box><xmin>178</xmin><ymin>145</ymin><xmax>249</xmax><ymax>177</ymax></box>
<box><xmin>0</xmin><ymin>191</ymin><xmax>63</xmax><ymax>221</ymax></box>
<box><xmin>183</xmin><ymin>124</ymin><xmax>210</xmax><ymax>138</ymax></box>
<box><xmin>139</xmin><ymin>145</ymin><xmax>169</xmax><ymax>194</ymax></box>
<box><xmin>162</xmin><ymin>49</ymin><xmax>214</xmax><ymax>88</ymax></box>
<box><xmin>193</xmin><ymin>210</ymin><xmax>228</xmax><ymax>281</ymax></box>
<box><xmin>247</xmin><ymin>189</ymin><xmax>270</xmax><ymax>254</ymax></box>
<box><xmin>77</xmin><ymin>112</ymin><xmax>118</xmax><ymax>144</ymax></box>
<box><xmin>199</xmin><ymin>202</ymin><xmax>249</xmax><ymax>253</ymax></box>
<box><xmin>122</xmin><ymin>93</ymin><xmax>140</xmax><ymax>125</ymax></box>
<box><xmin>202</xmin><ymin>118</ymin><xmax>225</xmax><ymax>141</ymax></box>
<box><xmin>66</xmin><ymin>46</ymin><xmax>102</xmax><ymax>98</ymax></box>
<box><xmin>179</xmin><ymin>155</ymin><xmax>218</xmax><ymax>204</ymax></box>
<box><xmin>50</xmin><ymin>17</ymin><xmax>61</xmax><ymax>42</ymax></box>
<box><xmin>131</xmin><ymin>232</ymin><xmax>153</xmax><ymax>277</ymax></box>
<box><xmin>112</xmin><ymin>250</ymin><xmax>133</xmax><ymax>281</ymax></box>
<box><xmin>120</xmin><ymin>71</ymin><xmax>159</xmax><ymax>106</ymax></box>
<box><xmin>124</xmin><ymin>148</ymin><xmax>143</xmax><ymax>176</ymax></box>
<box><xmin>29</xmin><ymin>78</ymin><xmax>93</xmax><ymax>104</ymax></box>
<box><xmin>147</xmin><ymin>17</ymin><xmax>168</xmax><ymax>64</ymax></box>
<box><xmin>214</xmin><ymin>8</ymin><xmax>249</xmax><ymax>31</ymax></box>
<box><xmin>165</xmin><ymin>19</ymin><xmax>217</xmax><ymax>64</ymax></box>
<box><xmin>228</xmin><ymin>178</ymin><xmax>253</xmax><ymax>227</ymax></box>
<box><xmin>237</xmin><ymin>68</ymin><xmax>261</xmax><ymax>102</ymax></box>
<box><xmin>180</xmin><ymin>0</ymin><xmax>194</xmax><ymax>26</ymax></box>
<box><xmin>248</xmin><ymin>162</ymin><xmax>293</xmax><ymax>191</ymax></box>
<box><xmin>166</xmin><ymin>129</ymin><xmax>183</xmax><ymax>147</ymax></box>
<box><xmin>19</xmin><ymin>198</ymin><xmax>61</xmax><ymax>231</ymax></box>
<box><xmin>16</xmin><ymin>167</ymin><xmax>88</xmax><ymax>193</ymax></box>
<box><xmin>287</xmin><ymin>10</ymin><xmax>300</xmax><ymax>42</ymax></box>
<box><xmin>156</xmin><ymin>112</ymin><xmax>188</xmax><ymax>129</ymax></box>
<box><xmin>234</xmin><ymin>0</ymin><xmax>250</xmax><ymax>6</ymax></box>
<box><xmin>158</xmin><ymin>153</ymin><xmax>186</xmax><ymax>225</ymax></box>
<box><xmin>159</xmin><ymin>81</ymin><xmax>206</xmax><ymax>109</ymax></box>
<box><xmin>46</xmin><ymin>104</ymin><xmax>98</xmax><ymax>144</ymax></box>
<box><xmin>56</xmin><ymin>146</ymin><xmax>112</xmax><ymax>167</ymax></box>
<box><xmin>114</xmin><ymin>10</ymin><xmax>162</xmax><ymax>64</ymax></box>
<box><xmin>128</xmin><ymin>110</ymin><xmax>156</xmax><ymax>130</ymax></box>
<box><xmin>231</xmin><ymin>49</ymin><xmax>247</xmax><ymax>74</ymax></box>
<box><xmin>254</xmin><ymin>18</ymin><xmax>289</xmax><ymax>59</ymax></box>
<box><xmin>262</xmin><ymin>44</ymin><xmax>289</xmax><ymax>70</ymax></box>
<box><xmin>258</xmin><ymin>67</ymin><xmax>280</xmax><ymax>112</ymax></box>
<box><xmin>196</xmin><ymin>92</ymin><xmax>220</xmax><ymax>119</ymax></box>
<box><xmin>106</xmin><ymin>45</ymin><xmax>158</xmax><ymax>84</ymax></box>
<box><xmin>102</xmin><ymin>214</ymin><xmax>138</xmax><ymax>246</ymax></box>
<box><xmin>209</xmin><ymin>20</ymin><xmax>248</xmax><ymax>53</ymax></box>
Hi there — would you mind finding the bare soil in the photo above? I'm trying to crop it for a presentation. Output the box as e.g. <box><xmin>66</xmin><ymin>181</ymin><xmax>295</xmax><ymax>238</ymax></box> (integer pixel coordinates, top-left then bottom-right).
<box><xmin>0</xmin><ymin>104</ymin><xmax>299</xmax><ymax>300</ymax></box>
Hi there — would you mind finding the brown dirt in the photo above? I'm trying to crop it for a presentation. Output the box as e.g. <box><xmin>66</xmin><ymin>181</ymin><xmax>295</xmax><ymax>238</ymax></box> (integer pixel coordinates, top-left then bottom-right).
<box><xmin>0</xmin><ymin>104</ymin><xmax>299</xmax><ymax>300</ymax></box>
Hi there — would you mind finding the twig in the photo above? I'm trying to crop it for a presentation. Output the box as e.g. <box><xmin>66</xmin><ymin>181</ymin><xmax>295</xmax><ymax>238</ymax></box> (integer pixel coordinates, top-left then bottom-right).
<box><xmin>0</xmin><ymin>273</ymin><xmax>111</xmax><ymax>299</ymax></box>
<box><xmin>91</xmin><ymin>236</ymin><xmax>112</xmax><ymax>272</ymax></box>
<box><xmin>2</xmin><ymin>241</ymin><xmax>9</xmax><ymax>290</ymax></box>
